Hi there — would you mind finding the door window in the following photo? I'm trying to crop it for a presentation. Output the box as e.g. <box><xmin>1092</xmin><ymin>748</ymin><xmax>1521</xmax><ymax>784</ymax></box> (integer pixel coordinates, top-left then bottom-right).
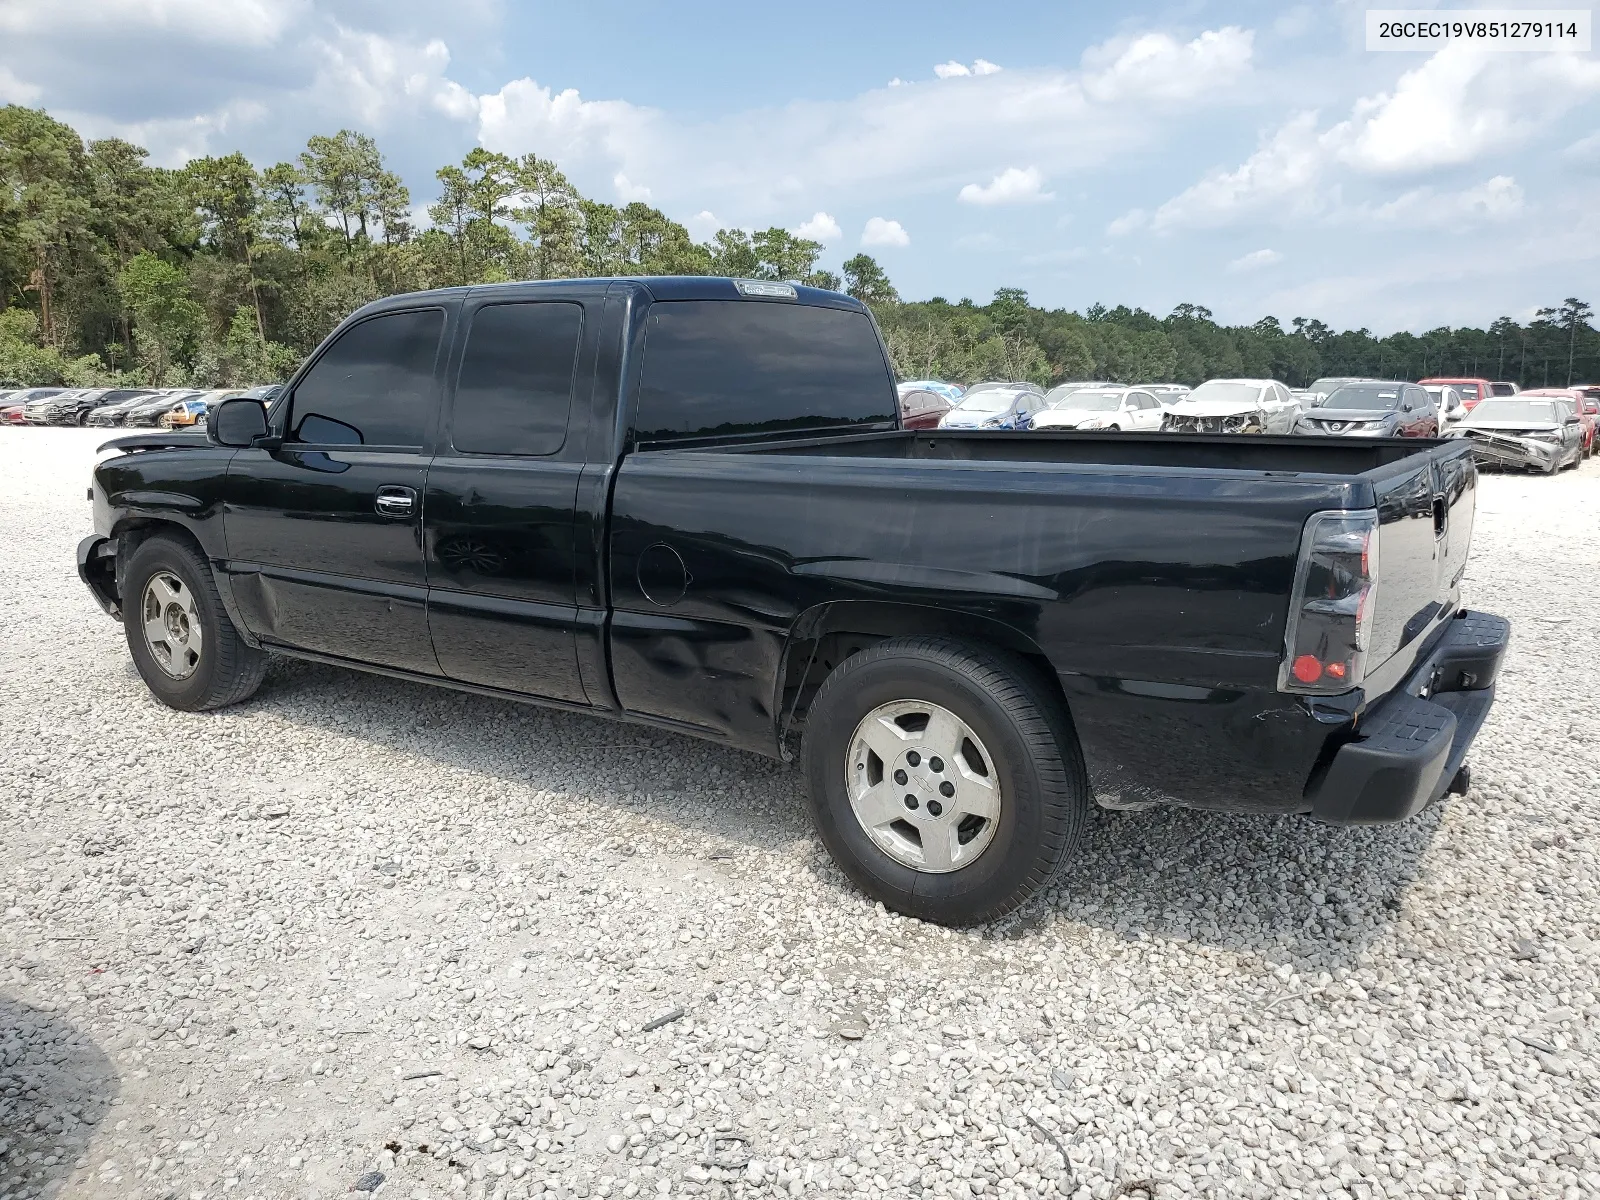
<box><xmin>452</xmin><ymin>302</ymin><xmax>584</xmax><ymax>456</ymax></box>
<box><xmin>289</xmin><ymin>309</ymin><xmax>444</xmax><ymax>447</ymax></box>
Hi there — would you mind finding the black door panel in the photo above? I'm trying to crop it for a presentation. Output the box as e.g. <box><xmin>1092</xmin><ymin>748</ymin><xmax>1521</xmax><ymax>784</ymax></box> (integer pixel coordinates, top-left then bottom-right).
<box><xmin>424</xmin><ymin>458</ymin><xmax>588</xmax><ymax>702</ymax></box>
<box><xmin>223</xmin><ymin>448</ymin><xmax>437</xmax><ymax>673</ymax></box>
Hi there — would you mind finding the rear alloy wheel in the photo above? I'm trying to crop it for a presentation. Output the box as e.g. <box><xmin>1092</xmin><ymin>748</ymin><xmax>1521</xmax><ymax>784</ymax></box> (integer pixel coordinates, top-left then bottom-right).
<box><xmin>802</xmin><ymin>637</ymin><xmax>1088</xmax><ymax>925</ymax></box>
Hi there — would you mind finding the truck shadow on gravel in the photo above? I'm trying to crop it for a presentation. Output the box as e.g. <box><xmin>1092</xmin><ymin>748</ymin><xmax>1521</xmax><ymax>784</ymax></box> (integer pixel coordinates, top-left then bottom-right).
<box><xmin>0</xmin><ymin>994</ymin><xmax>119</xmax><ymax>1199</ymax></box>
<box><xmin>249</xmin><ymin>658</ymin><xmax>1437</xmax><ymax>971</ymax></box>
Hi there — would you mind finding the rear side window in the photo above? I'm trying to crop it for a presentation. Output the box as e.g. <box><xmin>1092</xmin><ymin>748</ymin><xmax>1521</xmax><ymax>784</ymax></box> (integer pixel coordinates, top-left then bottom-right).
<box><xmin>453</xmin><ymin>302</ymin><xmax>583</xmax><ymax>456</ymax></box>
<box><xmin>634</xmin><ymin>301</ymin><xmax>896</xmax><ymax>443</ymax></box>
<box><xmin>291</xmin><ymin>309</ymin><xmax>444</xmax><ymax>447</ymax></box>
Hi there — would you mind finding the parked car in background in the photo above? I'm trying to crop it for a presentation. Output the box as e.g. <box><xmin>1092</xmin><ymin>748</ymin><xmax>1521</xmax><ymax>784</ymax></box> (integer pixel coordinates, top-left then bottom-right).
<box><xmin>1425</xmin><ymin>385</ymin><xmax>1468</xmax><ymax>427</ymax></box>
<box><xmin>896</xmin><ymin>387</ymin><xmax>954</xmax><ymax>430</ymax></box>
<box><xmin>1143</xmin><ymin>384</ymin><xmax>1191</xmax><ymax>405</ymax></box>
<box><xmin>1298</xmin><ymin>382</ymin><xmax>1438</xmax><ymax>438</ymax></box>
<box><xmin>1161</xmin><ymin>379</ymin><xmax>1302</xmax><ymax>434</ymax></box>
<box><xmin>898</xmin><ymin>380</ymin><xmax>963</xmax><ymax>404</ymax></box>
<box><xmin>937</xmin><ymin>385</ymin><xmax>1044</xmax><ymax>430</ymax></box>
<box><xmin>87</xmin><ymin>390</ymin><xmax>173</xmax><ymax>427</ymax></box>
<box><xmin>1041</xmin><ymin>381</ymin><xmax>1114</xmax><ymax>406</ymax></box>
<box><xmin>21</xmin><ymin>388</ymin><xmax>70</xmax><ymax>424</ymax></box>
<box><xmin>48</xmin><ymin>387</ymin><xmax>154</xmax><ymax>425</ymax></box>
<box><xmin>160</xmin><ymin>394</ymin><xmax>217</xmax><ymax>430</ymax></box>
<box><xmin>1028</xmin><ymin>386</ymin><xmax>1167</xmax><ymax>431</ymax></box>
<box><xmin>123</xmin><ymin>390</ymin><xmax>206</xmax><ymax>427</ymax></box>
<box><xmin>1488</xmin><ymin>382</ymin><xmax>1520</xmax><ymax>398</ymax></box>
<box><xmin>1420</xmin><ymin>377</ymin><xmax>1494</xmax><ymax>411</ymax></box>
<box><xmin>1447</xmin><ymin>396</ymin><xmax>1584</xmax><ymax>473</ymax></box>
<box><xmin>1519</xmin><ymin>389</ymin><xmax>1595</xmax><ymax>457</ymax></box>
<box><xmin>1304</xmin><ymin>377</ymin><xmax>1378</xmax><ymax>403</ymax></box>
<box><xmin>0</xmin><ymin>402</ymin><xmax>26</xmax><ymax>425</ymax></box>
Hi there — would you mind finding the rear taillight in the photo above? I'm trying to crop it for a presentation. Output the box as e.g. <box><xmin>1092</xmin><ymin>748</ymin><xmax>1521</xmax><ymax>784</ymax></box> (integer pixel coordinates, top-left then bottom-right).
<box><xmin>1279</xmin><ymin>509</ymin><xmax>1379</xmax><ymax>695</ymax></box>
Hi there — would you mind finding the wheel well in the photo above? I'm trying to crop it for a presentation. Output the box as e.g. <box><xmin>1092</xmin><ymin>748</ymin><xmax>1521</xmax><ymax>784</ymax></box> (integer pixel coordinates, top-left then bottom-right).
<box><xmin>111</xmin><ymin>519</ymin><xmax>207</xmax><ymax>600</ymax></box>
<box><xmin>777</xmin><ymin>604</ymin><xmax>1073</xmax><ymax>749</ymax></box>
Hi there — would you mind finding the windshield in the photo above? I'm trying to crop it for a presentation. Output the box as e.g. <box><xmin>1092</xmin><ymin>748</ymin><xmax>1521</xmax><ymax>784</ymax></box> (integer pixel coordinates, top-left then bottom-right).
<box><xmin>1468</xmin><ymin>400</ymin><xmax>1559</xmax><ymax>424</ymax></box>
<box><xmin>1186</xmin><ymin>382</ymin><xmax>1264</xmax><ymax>405</ymax></box>
<box><xmin>1308</xmin><ymin>378</ymin><xmax>1356</xmax><ymax>395</ymax></box>
<box><xmin>1317</xmin><ymin>385</ymin><xmax>1402</xmax><ymax>410</ymax></box>
<box><xmin>1050</xmin><ymin>390</ymin><xmax>1122</xmax><ymax>412</ymax></box>
<box><xmin>953</xmin><ymin>391</ymin><xmax>1017</xmax><ymax>413</ymax></box>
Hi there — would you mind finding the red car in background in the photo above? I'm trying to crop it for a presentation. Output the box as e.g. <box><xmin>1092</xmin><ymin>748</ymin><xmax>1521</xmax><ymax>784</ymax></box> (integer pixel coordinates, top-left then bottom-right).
<box><xmin>897</xmin><ymin>387</ymin><xmax>955</xmax><ymax>430</ymax></box>
<box><xmin>1420</xmin><ymin>377</ymin><xmax>1494</xmax><ymax>411</ymax></box>
<box><xmin>1520</xmin><ymin>388</ymin><xmax>1596</xmax><ymax>457</ymax></box>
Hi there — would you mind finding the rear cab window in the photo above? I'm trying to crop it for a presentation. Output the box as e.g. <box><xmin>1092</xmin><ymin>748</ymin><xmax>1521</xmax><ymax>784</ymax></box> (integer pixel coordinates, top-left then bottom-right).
<box><xmin>632</xmin><ymin>300</ymin><xmax>897</xmax><ymax>445</ymax></box>
<box><xmin>451</xmin><ymin>302</ymin><xmax>584</xmax><ymax>456</ymax></box>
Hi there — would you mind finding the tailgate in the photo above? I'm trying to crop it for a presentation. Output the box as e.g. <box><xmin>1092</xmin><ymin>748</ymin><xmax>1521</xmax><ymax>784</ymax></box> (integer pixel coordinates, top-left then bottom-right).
<box><xmin>1368</xmin><ymin>443</ymin><xmax>1476</xmax><ymax>674</ymax></box>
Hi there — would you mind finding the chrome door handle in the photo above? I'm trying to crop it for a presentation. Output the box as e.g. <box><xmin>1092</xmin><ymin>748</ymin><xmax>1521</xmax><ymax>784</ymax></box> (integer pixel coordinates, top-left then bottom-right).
<box><xmin>375</xmin><ymin>486</ymin><xmax>416</xmax><ymax>517</ymax></box>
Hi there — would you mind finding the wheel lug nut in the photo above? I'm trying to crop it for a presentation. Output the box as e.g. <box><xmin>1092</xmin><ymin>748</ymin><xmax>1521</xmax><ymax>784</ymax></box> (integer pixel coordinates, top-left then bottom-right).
<box><xmin>906</xmin><ymin>751</ymin><xmax>921</xmax><ymax>767</ymax></box>
<box><xmin>939</xmin><ymin>781</ymin><xmax>955</xmax><ymax>798</ymax></box>
<box><xmin>929</xmin><ymin>756</ymin><xmax>944</xmax><ymax>773</ymax></box>
<box><xmin>904</xmin><ymin>794</ymin><xmax>919</xmax><ymax>810</ymax></box>
<box><xmin>927</xmin><ymin>799</ymin><xmax>943</xmax><ymax>817</ymax></box>
<box><xmin>893</xmin><ymin>769</ymin><xmax>908</xmax><ymax>786</ymax></box>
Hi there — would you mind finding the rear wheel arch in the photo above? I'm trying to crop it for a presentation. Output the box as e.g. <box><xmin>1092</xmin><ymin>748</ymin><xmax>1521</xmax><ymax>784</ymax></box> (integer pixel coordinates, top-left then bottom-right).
<box><xmin>776</xmin><ymin>601</ymin><xmax>1075</xmax><ymax>747</ymax></box>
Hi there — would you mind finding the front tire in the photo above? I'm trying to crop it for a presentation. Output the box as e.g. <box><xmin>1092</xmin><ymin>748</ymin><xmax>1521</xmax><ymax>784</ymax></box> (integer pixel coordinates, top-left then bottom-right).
<box><xmin>122</xmin><ymin>534</ymin><xmax>267</xmax><ymax>711</ymax></box>
<box><xmin>801</xmin><ymin>637</ymin><xmax>1088</xmax><ymax>925</ymax></box>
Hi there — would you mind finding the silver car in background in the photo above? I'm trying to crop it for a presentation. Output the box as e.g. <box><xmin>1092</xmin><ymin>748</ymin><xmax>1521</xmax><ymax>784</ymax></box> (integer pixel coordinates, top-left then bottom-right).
<box><xmin>1161</xmin><ymin>379</ymin><xmax>1303</xmax><ymax>434</ymax></box>
<box><xmin>1447</xmin><ymin>396</ymin><xmax>1584</xmax><ymax>474</ymax></box>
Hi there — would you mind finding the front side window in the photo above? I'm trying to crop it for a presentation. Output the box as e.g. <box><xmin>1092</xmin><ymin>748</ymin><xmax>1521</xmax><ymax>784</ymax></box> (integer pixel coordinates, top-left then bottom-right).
<box><xmin>452</xmin><ymin>302</ymin><xmax>583</xmax><ymax>456</ymax></box>
<box><xmin>290</xmin><ymin>309</ymin><xmax>444</xmax><ymax>447</ymax></box>
<box><xmin>634</xmin><ymin>301</ymin><xmax>896</xmax><ymax>443</ymax></box>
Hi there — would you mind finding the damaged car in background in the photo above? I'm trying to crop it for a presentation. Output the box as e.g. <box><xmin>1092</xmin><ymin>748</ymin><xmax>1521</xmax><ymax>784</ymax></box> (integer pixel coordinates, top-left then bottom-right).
<box><xmin>1161</xmin><ymin>378</ymin><xmax>1303</xmax><ymax>434</ymax></box>
<box><xmin>1447</xmin><ymin>396</ymin><xmax>1585</xmax><ymax>474</ymax></box>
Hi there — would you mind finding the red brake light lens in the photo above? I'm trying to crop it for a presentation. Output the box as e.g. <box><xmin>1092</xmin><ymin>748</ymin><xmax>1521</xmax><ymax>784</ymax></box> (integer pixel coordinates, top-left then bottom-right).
<box><xmin>1279</xmin><ymin>510</ymin><xmax>1380</xmax><ymax>695</ymax></box>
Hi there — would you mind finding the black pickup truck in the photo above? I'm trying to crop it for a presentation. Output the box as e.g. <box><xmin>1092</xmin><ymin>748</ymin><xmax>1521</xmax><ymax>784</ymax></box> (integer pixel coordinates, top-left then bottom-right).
<box><xmin>79</xmin><ymin>277</ymin><xmax>1509</xmax><ymax>925</ymax></box>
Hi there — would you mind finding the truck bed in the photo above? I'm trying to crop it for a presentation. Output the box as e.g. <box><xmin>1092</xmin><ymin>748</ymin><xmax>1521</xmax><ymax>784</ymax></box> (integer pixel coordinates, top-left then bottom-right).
<box><xmin>716</xmin><ymin>428</ymin><xmax>1453</xmax><ymax>479</ymax></box>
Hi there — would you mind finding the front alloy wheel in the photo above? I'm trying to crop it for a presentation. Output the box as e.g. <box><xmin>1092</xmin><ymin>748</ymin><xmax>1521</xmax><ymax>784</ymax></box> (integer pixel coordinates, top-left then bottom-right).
<box><xmin>141</xmin><ymin>571</ymin><xmax>203</xmax><ymax>679</ymax></box>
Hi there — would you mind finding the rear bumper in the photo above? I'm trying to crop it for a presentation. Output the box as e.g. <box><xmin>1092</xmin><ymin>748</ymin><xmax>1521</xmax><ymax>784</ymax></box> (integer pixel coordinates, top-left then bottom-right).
<box><xmin>78</xmin><ymin>534</ymin><xmax>121</xmax><ymax>618</ymax></box>
<box><xmin>1308</xmin><ymin>610</ymin><xmax>1509</xmax><ymax>824</ymax></box>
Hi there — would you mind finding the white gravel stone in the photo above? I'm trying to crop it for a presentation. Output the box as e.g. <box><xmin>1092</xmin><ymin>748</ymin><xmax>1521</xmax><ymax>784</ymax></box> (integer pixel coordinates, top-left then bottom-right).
<box><xmin>3</xmin><ymin>428</ymin><xmax>1600</xmax><ymax>1200</ymax></box>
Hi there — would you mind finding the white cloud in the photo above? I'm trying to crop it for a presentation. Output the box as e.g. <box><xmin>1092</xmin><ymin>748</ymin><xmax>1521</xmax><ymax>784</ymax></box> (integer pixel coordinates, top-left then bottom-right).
<box><xmin>1227</xmin><ymin>248</ymin><xmax>1282</xmax><ymax>272</ymax></box>
<box><xmin>474</xmin><ymin>28</ymin><xmax>1253</xmax><ymax>224</ymax></box>
<box><xmin>958</xmin><ymin>166</ymin><xmax>1053</xmax><ymax>206</ymax></box>
<box><xmin>1565</xmin><ymin>130</ymin><xmax>1600</xmax><ymax>166</ymax></box>
<box><xmin>613</xmin><ymin>172</ymin><xmax>652</xmax><ymax>202</ymax></box>
<box><xmin>1149</xmin><ymin>111</ymin><xmax>1325</xmax><ymax>231</ymax></box>
<box><xmin>794</xmin><ymin>211</ymin><xmax>842</xmax><ymax>241</ymax></box>
<box><xmin>1105</xmin><ymin>209</ymin><xmax>1148</xmax><ymax>237</ymax></box>
<box><xmin>1333</xmin><ymin>45</ymin><xmax>1600</xmax><ymax>174</ymax></box>
<box><xmin>1081</xmin><ymin>27</ymin><xmax>1253</xmax><ymax>104</ymax></box>
<box><xmin>1364</xmin><ymin>175</ymin><xmax>1524</xmax><ymax>228</ymax></box>
<box><xmin>0</xmin><ymin>0</ymin><xmax>304</xmax><ymax>47</ymax></box>
<box><xmin>687</xmin><ymin>210</ymin><xmax>721</xmax><ymax>238</ymax></box>
<box><xmin>933</xmin><ymin>59</ymin><xmax>1001</xmax><ymax>80</ymax></box>
<box><xmin>862</xmin><ymin>217</ymin><xmax>910</xmax><ymax>247</ymax></box>
<box><xmin>0</xmin><ymin>65</ymin><xmax>41</xmax><ymax>103</ymax></box>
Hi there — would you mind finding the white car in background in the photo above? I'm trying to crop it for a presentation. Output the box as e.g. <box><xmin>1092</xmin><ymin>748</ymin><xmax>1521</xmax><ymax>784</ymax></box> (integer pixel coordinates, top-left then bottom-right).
<box><xmin>1425</xmin><ymin>384</ymin><xmax>1467</xmax><ymax>427</ymax></box>
<box><xmin>1029</xmin><ymin>386</ymin><xmax>1167</xmax><ymax>432</ymax></box>
<box><xmin>1161</xmin><ymin>379</ymin><xmax>1303</xmax><ymax>434</ymax></box>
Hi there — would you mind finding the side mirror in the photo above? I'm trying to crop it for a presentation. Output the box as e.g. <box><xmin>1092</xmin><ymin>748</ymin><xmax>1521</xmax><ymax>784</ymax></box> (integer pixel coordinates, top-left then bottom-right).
<box><xmin>208</xmin><ymin>397</ymin><xmax>270</xmax><ymax>447</ymax></box>
<box><xmin>1565</xmin><ymin>415</ymin><xmax>1580</xmax><ymax>425</ymax></box>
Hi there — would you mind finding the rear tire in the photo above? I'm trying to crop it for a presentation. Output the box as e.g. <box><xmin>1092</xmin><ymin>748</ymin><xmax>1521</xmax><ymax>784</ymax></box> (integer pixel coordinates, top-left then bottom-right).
<box><xmin>801</xmin><ymin>637</ymin><xmax>1088</xmax><ymax>925</ymax></box>
<box><xmin>123</xmin><ymin>534</ymin><xmax>267</xmax><ymax>711</ymax></box>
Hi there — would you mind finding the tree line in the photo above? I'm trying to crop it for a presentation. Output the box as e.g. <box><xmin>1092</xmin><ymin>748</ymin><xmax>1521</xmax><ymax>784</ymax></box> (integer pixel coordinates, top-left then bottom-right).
<box><xmin>1</xmin><ymin>105</ymin><xmax>1595</xmax><ymax>391</ymax></box>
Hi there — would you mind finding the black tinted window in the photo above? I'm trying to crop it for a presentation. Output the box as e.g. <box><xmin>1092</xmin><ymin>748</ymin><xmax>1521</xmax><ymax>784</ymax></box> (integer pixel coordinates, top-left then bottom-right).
<box><xmin>635</xmin><ymin>301</ymin><xmax>895</xmax><ymax>443</ymax></box>
<box><xmin>291</xmin><ymin>309</ymin><xmax>443</xmax><ymax>447</ymax></box>
<box><xmin>453</xmin><ymin>302</ymin><xmax>583</xmax><ymax>456</ymax></box>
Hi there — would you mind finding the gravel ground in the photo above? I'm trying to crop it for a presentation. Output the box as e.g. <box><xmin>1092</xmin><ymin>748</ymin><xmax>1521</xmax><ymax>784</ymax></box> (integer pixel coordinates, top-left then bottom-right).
<box><xmin>3</xmin><ymin>428</ymin><xmax>1599</xmax><ymax>1200</ymax></box>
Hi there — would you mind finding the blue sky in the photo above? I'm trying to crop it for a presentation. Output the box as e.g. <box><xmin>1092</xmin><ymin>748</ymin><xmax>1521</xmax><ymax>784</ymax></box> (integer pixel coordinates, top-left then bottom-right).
<box><xmin>2</xmin><ymin>0</ymin><xmax>1597</xmax><ymax>332</ymax></box>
